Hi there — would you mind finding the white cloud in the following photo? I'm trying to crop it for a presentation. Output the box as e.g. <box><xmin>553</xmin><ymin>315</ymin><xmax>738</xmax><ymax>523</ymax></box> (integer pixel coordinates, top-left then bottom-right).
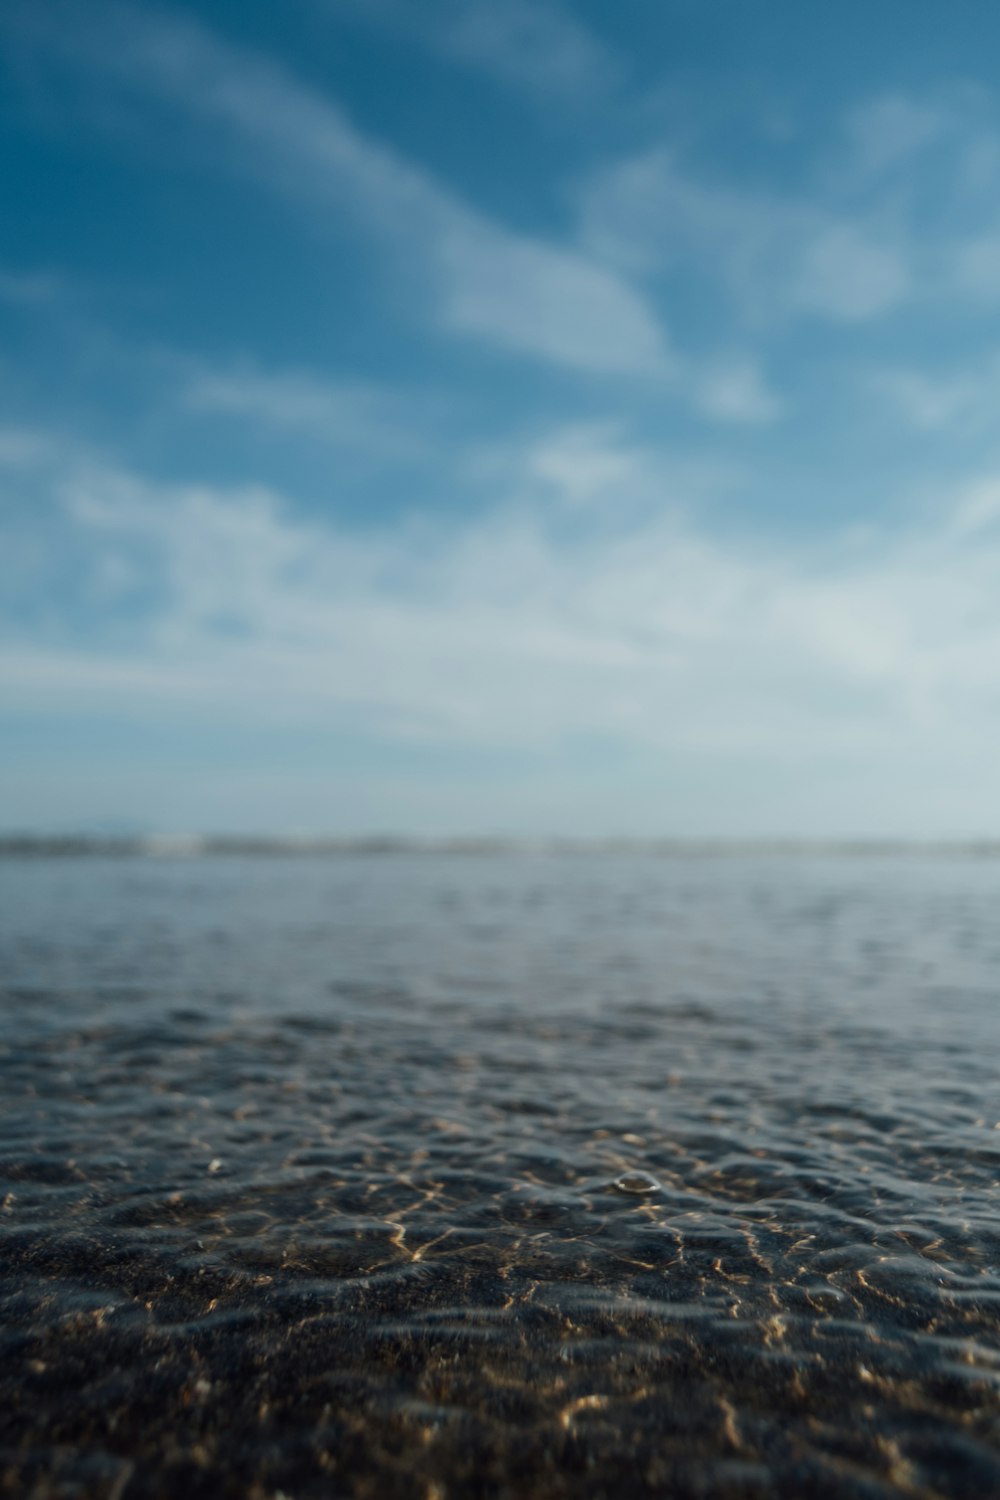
<box><xmin>840</xmin><ymin>95</ymin><xmax>956</xmax><ymax>180</ymax></box>
<box><xmin>5</xmin><ymin>0</ymin><xmax>667</xmax><ymax>376</ymax></box>
<box><xmin>790</xmin><ymin>224</ymin><xmax>909</xmax><ymax>321</ymax></box>
<box><xmin>874</xmin><ymin>353</ymin><xmax>1000</xmax><ymax>431</ymax></box>
<box><xmin>437</xmin><ymin>225</ymin><xmax>666</xmax><ymax>374</ymax></box>
<box><xmin>579</xmin><ymin>86</ymin><xmax>1000</xmax><ymax>327</ymax></box>
<box><xmin>876</xmin><ymin>369</ymin><xmax>977</xmax><ymax>430</ymax></box>
<box><xmin>523</xmin><ymin>422</ymin><xmax>647</xmax><ymax>508</ymax></box>
<box><xmin>443</xmin><ymin>0</ymin><xmax>618</xmax><ymax>102</ymax></box>
<box><xmin>950</xmin><ymin>477</ymin><xmax>1000</xmax><ymax>538</ymax></box>
<box><xmin>691</xmin><ymin>357</ymin><xmax>783</xmax><ymax>425</ymax></box>
<box><xmin>0</xmin><ymin>425</ymin><xmax>55</xmax><ymax>467</ymax></box>
<box><xmin>578</xmin><ymin>88</ymin><xmax>1000</xmax><ymax>332</ymax></box>
<box><xmin>335</xmin><ymin>0</ymin><xmax>619</xmax><ymax>106</ymax></box>
<box><xmin>579</xmin><ymin>148</ymin><xmax>747</xmax><ymax>279</ymax></box>
<box><xmin>6</xmin><ymin>433</ymin><xmax>1000</xmax><ymax>806</ymax></box>
<box><xmin>177</xmin><ymin>346</ymin><xmax>768</xmax><ymax>457</ymax></box>
<box><xmin>579</xmin><ymin>147</ymin><xmax>911</xmax><ymax>325</ymax></box>
<box><xmin>0</xmin><ymin>267</ymin><xmax>66</xmax><ymax>305</ymax></box>
<box><xmin>181</xmin><ymin>365</ymin><xmax>444</xmax><ymax>456</ymax></box>
<box><xmin>954</xmin><ymin>231</ymin><xmax>1000</xmax><ymax>300</ymax></box>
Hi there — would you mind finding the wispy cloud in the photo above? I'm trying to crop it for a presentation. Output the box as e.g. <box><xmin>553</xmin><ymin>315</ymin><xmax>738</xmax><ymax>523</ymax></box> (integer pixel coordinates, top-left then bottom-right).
<box><xmin>4</xmin><ymin>0</ymin><xmax>667</xmax><ymax>376</ymax></box>
<box><xmin>954</xmin><ymin>231</ymin><xmax>1000</xmax><ymax>300</ymax></box>
<box><xmin>874</xmin><ymin>353</ymin><xmax>1000</xmax><ymax>432</ymax></box>
<box><xmin>6</xmin><ymin>429</ymin><xmax>1000</xmax><ymax>816</ymax></box>
<box><xmin>790</xmin><ymin>224</ymin><xmax>909</xmax><ymax>321</ymax></box>
<box><xmin>578</xmin><ymin>88</ymin><xmax>1000</xmax><ymax>326</ymax></box>
<box><xmin>0</xmin><ymin>268</ymin><xmax>67</xmax><ymax>306</ymax></box>
<box><xmin>840</xmin><ymin>95</ymin><xmax>957</xmax><ymax>179</ymax></box>
<box><xmin>691</xmin><ymin>357</ymin><xmax>783</xmax><ymax>425</ymax></box>
<box><xmin>333</xmin><ymin>0</ymin><xmax>620</xmax><ymax>107</ymax></box>
<box><xmin>579</xmin><ymin>147</ymin><xmax>912</xmax><ymax>324</ymax></box>
<box><xmin>172</xmin><ymin>344</ymin><xmax>776</xmax><ymax>459</ymax></box>
<box><xmin>180</xmin><ymin>364</ymin><xmax>448</xmax><ymax>458</ymax></box>
<box><xmin>0</xmin><ymin>425</ymin><xmax>55</xmax><ymax>467</ymax></box>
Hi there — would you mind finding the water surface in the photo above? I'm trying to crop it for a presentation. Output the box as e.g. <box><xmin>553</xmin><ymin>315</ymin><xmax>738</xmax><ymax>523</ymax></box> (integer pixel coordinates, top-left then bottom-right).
<box><xmin>2</xmin><ymin>852</ymin><xmax>999</xmax><ymax>1497</ymax></box>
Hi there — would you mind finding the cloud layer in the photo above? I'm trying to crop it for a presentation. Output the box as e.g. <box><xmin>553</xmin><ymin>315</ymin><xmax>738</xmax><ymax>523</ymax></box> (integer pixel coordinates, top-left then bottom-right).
<box><xmin>5</xmin><ymin>425</ymin><xmax>1000</xmax><ymax>831</ymax></box>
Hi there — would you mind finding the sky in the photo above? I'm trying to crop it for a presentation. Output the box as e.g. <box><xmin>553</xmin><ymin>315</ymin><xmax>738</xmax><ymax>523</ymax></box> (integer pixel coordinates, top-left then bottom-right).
<box><xmin>4</xmin><ymin>0</ymin><xmax>1000</xmax><ymax>837</ymax></box>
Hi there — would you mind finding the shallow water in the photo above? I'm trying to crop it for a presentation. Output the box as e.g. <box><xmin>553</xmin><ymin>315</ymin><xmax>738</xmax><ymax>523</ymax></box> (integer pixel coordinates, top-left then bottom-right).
<box><xmin>2</xmin><ymin>852</ymin><xmax>999</xmax><ymax>1498</ymax></box>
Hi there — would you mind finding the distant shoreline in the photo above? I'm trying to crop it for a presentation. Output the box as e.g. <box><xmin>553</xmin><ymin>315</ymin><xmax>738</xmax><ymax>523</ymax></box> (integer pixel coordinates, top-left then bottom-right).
<box><xmin>4</xmin><ymin>834</ymin><xmax>1000</xmax><ymax>859</ymax></box>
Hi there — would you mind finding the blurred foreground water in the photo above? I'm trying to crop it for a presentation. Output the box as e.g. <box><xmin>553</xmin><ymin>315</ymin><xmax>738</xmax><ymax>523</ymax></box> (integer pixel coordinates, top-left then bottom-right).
<box><xmin>1</xmin><ymin>850</ymin><xmax>999</xmax><ymax>1498</ymax></box>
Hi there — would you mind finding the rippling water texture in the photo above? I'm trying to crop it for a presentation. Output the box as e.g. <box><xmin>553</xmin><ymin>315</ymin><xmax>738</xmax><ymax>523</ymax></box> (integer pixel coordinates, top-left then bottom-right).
<box><xmin>2</xmin><ymin>852</ymin><xmax>999</xmax><ymax>1497</ymax></box>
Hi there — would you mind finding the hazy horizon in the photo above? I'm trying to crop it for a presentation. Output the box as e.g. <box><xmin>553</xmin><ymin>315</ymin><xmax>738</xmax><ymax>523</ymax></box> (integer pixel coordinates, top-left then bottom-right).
<box><xmin>9</xmin><ymin>831</ymin><xmax>1000</xmax><ymax>857</ymax></box>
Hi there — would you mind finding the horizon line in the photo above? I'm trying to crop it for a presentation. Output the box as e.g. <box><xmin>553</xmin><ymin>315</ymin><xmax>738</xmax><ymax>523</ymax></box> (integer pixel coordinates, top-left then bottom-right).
<box><xmin>6</xmin><ymin>833</ymin><xmax>1000</xmax><ymax>858</ymax></box>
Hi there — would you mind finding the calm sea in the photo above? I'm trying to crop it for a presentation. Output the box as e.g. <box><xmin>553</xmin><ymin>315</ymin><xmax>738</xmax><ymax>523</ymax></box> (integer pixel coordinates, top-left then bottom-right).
<box><xmin>2</xmin><ymin>851</ymin><xmax>999</xmax><ymax>1498</ymax></box>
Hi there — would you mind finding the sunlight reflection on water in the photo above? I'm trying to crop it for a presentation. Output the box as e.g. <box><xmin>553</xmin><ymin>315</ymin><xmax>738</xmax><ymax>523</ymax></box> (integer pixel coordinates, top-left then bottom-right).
<box><xmin>2</xmin><ymin>852</ymin><xmax>999</xmax><ymax>1497</ymax></box>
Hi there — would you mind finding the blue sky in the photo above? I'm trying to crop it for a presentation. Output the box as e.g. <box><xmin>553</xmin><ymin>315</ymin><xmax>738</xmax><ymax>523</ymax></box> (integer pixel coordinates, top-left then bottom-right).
<box><xmin>4</xmin><ymin>0</ymin><xmax>1000</xmax><ymax>836</ymax></box>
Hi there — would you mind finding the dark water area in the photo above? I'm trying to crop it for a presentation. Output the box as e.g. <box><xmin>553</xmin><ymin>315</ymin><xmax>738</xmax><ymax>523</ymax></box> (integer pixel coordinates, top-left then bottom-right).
<box><xmin>1</xmin><ymin>852</ymin><xmax>999</xmax><ymax>1499</ymax></box>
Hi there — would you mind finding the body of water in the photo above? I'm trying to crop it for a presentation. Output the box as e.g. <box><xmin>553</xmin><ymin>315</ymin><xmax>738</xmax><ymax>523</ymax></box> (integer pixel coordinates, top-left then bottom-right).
<box><xmin>2</xmin><ymin>851</ymin><xmax>999</xmax><ymax>1497</ymax></box>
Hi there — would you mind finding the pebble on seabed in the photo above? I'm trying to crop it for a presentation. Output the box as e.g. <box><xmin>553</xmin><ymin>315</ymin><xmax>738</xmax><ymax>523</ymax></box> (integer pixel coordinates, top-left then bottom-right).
<box><xmin>614</xmin><ymin>1171</ymin><xmax>661</xmax><ymax>1194</ymax></box>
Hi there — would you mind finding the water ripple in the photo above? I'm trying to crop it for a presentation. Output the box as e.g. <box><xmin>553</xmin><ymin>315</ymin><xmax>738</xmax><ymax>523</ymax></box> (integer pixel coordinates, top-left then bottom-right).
<box><xmin>2</xmin><ymin>852</ymin><xmax>1000</xmax><ymax>1496</ymax></box>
